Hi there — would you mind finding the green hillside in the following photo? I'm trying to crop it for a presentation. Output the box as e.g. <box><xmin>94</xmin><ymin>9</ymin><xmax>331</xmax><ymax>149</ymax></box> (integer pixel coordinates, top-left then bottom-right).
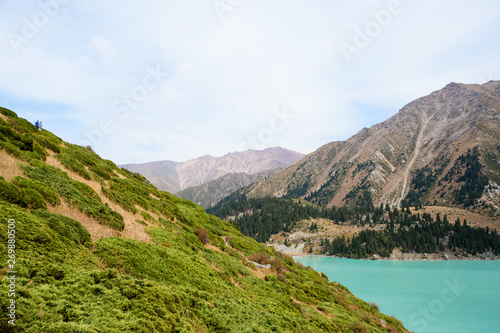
<box><xmin>0</xmin><ymin>108</ymin><xmax>407</xmax><ymax>332</ymax></box>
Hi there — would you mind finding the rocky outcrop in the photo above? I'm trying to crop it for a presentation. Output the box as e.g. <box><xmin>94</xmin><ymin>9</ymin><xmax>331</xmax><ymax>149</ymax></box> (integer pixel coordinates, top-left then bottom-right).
<box><xmin>176</xmin><ymin>169</ymin><xmax>277</xmax><ymax>209</ymax></box>
<box><xmin>270</xmin><ymin>243</ymin><xmax>305</xmax><ymax>254</ymax></box>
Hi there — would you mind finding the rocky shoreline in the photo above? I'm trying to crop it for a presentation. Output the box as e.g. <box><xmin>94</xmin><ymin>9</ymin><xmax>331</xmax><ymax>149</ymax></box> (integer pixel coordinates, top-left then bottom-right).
<box><xmin>377</xmin><ymin>248</ymin><xmax>500</xmax><ymax>261</ymax></box>
<box><xmin>289</xmin><ymin>248</ymin><xmax>500</xmax><ymax>261</ymax></box>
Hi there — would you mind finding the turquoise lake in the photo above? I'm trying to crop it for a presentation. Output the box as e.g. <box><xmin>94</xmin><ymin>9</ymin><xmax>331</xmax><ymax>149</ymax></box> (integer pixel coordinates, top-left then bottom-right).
<box><xmin>294</xmin><ymin>256</ymin><xmax>500</xmax><ymax>333</ymax></box>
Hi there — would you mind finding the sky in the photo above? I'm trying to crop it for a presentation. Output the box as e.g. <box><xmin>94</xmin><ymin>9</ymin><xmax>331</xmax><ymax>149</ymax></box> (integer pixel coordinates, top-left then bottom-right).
<box><xmin>0</xmin><ymin>0</ymin><xmax>499</xmax><ymax>164</ymax></box>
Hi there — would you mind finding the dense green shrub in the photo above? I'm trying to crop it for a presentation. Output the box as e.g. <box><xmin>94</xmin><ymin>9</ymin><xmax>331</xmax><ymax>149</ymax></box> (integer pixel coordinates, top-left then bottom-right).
<box><xmin>12</xmin><ymin>176</ymin><xmax>61</xmax><ymax>206</ymax></box>
<box><xmin>89</xmin><ymin>163</ymin><xmax>112</xmax><ymax>180</ymax></box>
<box><xmin>56</xmin><ymin>153</ymin><xmax>92</xmax><ymax>180</ymax></box>
<box><xmin>32</xmin><ymin>134</ymin><xmax>61</xmax><ymax>153</ymax></box>
<box><xmin>0</xmin><ymin>107</ymin><xmax>18</xmax><ymax>118</ymax></box>
<box><xmin>20</xmin><ymin>188</ymin><xmax>47</xmax><ymax>210</ymax></box>
<box><xmin>0</xmin><ymin>177</ymin><xmax>21</xmax><ymax>202</ymax></box>
<box><xmin>31</xmin><ymin>210</ymin><xmax>92</xmax><ymax>246</ymax></box>
<box><xmin>0</xmin><ymin>141</ymin><xmax>22</xmax><ymax>159</ymax></box>
<box><xmin>0</xmin><ymin>177</ymin><xmax>46</xmax><ymax>209</ymax></box>
<box><xmin>32</xmin><ymin>142</ymin><xmax>48</xmax><ymax>161</ymax></box>
<box><xmin>140</xmin><ymin>210</ymin><xmax>155</xmax><ymax>223</ymax></box>
<box><xmin>0</xmin><ymin>125</ymin><xmax>21</xmax><ymax>141</ymax></box>
<box><xmin>0</xmin><ymin>123</ymin><xmax>47</xmax><ymax>161</ymax></box>
<box><xmin>101</xmin><ymin>187</ymin><xmax>138</xmax><ymax>213</ymax></box>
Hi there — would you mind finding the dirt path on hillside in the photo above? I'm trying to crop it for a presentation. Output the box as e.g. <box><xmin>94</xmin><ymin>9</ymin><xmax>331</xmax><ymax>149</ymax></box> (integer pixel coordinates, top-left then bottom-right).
<box><xmin>0</xmin><ymin>150</ymin><xmax>23</xmax><ymax>181</ymax></box>
<box><xmin>45</xmin><ymin>154</ymin><xmax>153</xmax><ymax>243</ymax></box>
<box><xmin>383</xmin><ymin>110</ymin><xmax>437</xmax><ymax>207</ymax></box>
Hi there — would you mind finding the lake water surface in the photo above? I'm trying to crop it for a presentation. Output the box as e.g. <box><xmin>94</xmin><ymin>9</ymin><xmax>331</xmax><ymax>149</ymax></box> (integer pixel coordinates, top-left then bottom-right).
<box><xmin>294</xmin><ymin>256</ymin><xmax>500</xmax><ymax>333</ymax></box>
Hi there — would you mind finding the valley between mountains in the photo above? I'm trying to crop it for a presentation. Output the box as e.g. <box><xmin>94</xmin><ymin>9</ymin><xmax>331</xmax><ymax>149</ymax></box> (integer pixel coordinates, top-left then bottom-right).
<box><xmin>0</xmin><ymin>108</ymin><xmax>408</xmax><ymax>331</ymax></box>
<box><xmin>121</xmin><ymin>82</ymin><xmax>500</xmax><ymax>261</ymax></box>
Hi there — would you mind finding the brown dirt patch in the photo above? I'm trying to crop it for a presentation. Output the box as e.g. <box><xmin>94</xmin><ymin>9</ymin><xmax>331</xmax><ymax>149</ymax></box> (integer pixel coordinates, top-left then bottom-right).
<box><xmin>413</xmin><ymin>206</ymin><xmax>499</xmax><ymax>231</ymax></box>
<box><xmin>205</xmin><ymin>243</ymin><xmax>223</xmax><ymax>253</ymax></box>
<box><xmin>0</xmin><ymin>150</ymin><xmax>23</xmax><ymax>181</ymax></box>
<box><xmin>270</xmin><ymin>218</ymin><xmax>374</xmax><ymax>245</ymax></box>
<box><xmin>48</xmin><ymin>200</ymin><xmax>120</xmax><ymax>242</ymax></box>
<box><xmin>114</xmin><ymin>170</ymin><xmax>127</xmax><ymax>179</ymax></box>
<box><xmin>247</xmin><ymin>265</ymin><xmax>270</xmax><ymax>280</ymax></box>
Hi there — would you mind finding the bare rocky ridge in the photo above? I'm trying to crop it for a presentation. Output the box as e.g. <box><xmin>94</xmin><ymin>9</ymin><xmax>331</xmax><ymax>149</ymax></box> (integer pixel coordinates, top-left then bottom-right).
<box><xmin>245</xmin><ymin>81</ymin><xmax>500</xmax><ymax>214</ymax></box>
<box><xmin>121</xmin><ymin>147</ymin><xmax>305</xmax><ymax>194</ymax></box>
<box><xmin>176</xmin><ymin>169</ymin><xmax>278</xmax><ymax>209</ymax></box>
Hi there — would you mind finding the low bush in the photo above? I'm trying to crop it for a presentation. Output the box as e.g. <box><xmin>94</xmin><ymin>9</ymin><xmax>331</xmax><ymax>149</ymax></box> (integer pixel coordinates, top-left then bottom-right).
<box><xmin>0</xmin><ymin>107</ymin><xmax>18</xmax><ymax>118</ymax></box>
<box><xmin>247</xmin><ymin>252</ymin><xmax>271</xmax><ymax>265</ymax></box>
<box><xmin>0</xmin><ymin>123</ymin><xmax>47</xmax><ymax>162</ymax></box>
<box><xmin>140</xmin><ymin>210</ymin><xmax>155</xmax><ymax>223</ymax></box>
<box><xmin>0</xmin><ymin>178</ymin><xmax>46</xmax><ymax>209</ymax></box>
<box><xmin>56</xmin><ymin>153</ymin><xmax>92</xmax><ymax>180</ymax></box>
<box><xmin>32</xmin><ymin>210</ymin><xmax>92</xmax><ymax>246</ymax></box>
<box><xmin>0</xmin><ymin>177</ymin><xmax>22</xmax><ymax>205</ymax></box>
<box><xmin>270</xmin><ymin>257</ymin><xmax>287</xmax><ymax>274</ymax></box>
<box><xmin>21</xmin><ymin>188</ymin><xmax>47</xmax><ymax>210</ymax></box>
<box><xmin>12</xmin><ymin>176</ymin><xmax>61</xmax><ymax>206</ymax></box>
<box><xmin>196</xmin><ymin>227</ymin><xmax>209</xmax><ymax>245</ymax></box>
<box><xmin>33</xmin><ymin>134</ymin><xmax>61</xmax><ymax>153</ymax></box>
<box><xmin>89</xmin><ymin>163</ymin><xmax>112</xmax><ymax>180</ymax></box>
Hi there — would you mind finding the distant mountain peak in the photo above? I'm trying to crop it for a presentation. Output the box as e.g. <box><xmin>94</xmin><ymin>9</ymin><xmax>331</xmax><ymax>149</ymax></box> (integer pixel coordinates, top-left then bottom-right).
<box><xmin>121</xmin><ymin>147</ymin><xmax>305</xmax><ymax>193</ymax></box>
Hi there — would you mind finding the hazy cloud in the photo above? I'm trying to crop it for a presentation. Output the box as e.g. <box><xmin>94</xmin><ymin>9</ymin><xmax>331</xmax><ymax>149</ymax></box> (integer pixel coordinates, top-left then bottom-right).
<box><xmin>0</xmin><ymin>0</ymin><xmax>499</xmax><ymax>164</ymax></box>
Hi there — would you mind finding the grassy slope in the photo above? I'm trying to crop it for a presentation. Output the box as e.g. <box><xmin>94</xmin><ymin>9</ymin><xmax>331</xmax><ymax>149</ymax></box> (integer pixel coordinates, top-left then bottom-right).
<box><xmin>0</xmin><ymin>108</ymin><xmax>407</xmax><ymax>332</ymax></box>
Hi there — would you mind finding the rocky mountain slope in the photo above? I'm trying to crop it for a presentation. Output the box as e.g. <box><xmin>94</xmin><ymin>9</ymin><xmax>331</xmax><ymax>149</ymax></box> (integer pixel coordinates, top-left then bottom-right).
<box><xmin>0</xmin><ymin>108</ymin><xmax>407</xmax><ymax>332</ymax></box>
<box><xmin>177</xmin><ymin>169</ymin><xmax>278</xmax><ymax>209</ymax></box>
<box><xmin>243</xmin><ymin>81</ymin><xmax>500</xmax><ymax>214</ymax></box>
<box><xmin>121</xmin><ymin>147</ymin><xmax>304</xmax><ymax>194</ymax></box>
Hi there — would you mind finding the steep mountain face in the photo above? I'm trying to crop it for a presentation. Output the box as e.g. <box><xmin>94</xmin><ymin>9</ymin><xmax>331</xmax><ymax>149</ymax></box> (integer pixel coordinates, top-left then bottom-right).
<box><xmin>121</xmin><ymin>147</ymin><xmax>305</xmax><ymax>193</ymax></box>
<box><xmin>245</xmin><ymin>81</ymin><xmax>500</xmax><ymax>213</ymax></box>
<box><xmin>0</xmin><ymin>108</ymin><xmax>407</xmax><ymax>332</ymax></box>
<box><xmin>177</xmin><ymin>169</ymin><xmax>277</xmax><ymax>209</ymax></box>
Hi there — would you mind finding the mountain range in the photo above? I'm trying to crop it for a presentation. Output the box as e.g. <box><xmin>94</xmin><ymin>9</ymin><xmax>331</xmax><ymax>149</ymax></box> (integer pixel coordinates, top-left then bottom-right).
<box><xmin>176</xmin><ymin>168</ymin><xmax>278</xmax><ymax>209</ymax></box>
<box><xmin>220</xmin><ymin>81</ymin><xmax>500</xmax><ymax>216</ymax></box>
<box><xmin>121</xmin><ymin>147</ymin><xmax>304</xmax><ymax>203</ymax></box>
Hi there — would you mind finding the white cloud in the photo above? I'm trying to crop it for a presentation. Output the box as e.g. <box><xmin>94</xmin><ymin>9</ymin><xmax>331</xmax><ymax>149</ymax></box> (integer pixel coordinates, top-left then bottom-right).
<box><xmin>0</xmin><ymin>0</ymin><xmax>499</xmax><ymax>164</ymax></box>
<box><xmin>88</xmin><ymin>35</ymin><xmax>117</xmax><ymax>63</ymax></box>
